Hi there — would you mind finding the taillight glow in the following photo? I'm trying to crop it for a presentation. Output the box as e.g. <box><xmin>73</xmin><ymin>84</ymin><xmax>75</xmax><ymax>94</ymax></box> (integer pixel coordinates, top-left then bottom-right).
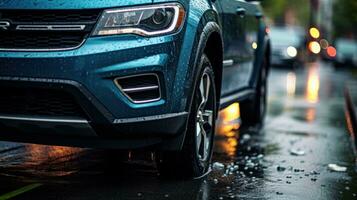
<box><xmin>327</xmin><ymin>46</ymin><xmax>337</xmax><ymax>57</ymax></box>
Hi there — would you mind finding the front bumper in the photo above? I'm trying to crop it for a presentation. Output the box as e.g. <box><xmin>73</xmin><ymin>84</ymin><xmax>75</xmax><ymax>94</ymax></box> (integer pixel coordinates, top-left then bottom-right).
<box><xmin>0</xmin><ymin>34</ymin><xmax>186</xmax><ymax>116</ymax></box>
<box><xmin>0</xmin><ymin>112</ymin><xmax>188</xmax><ymax>150</ymax></box>
<box><xmin>0</xmin><ymin>26</ymin><xmax>195</xmax><ymax>149</ymax></box>
<box><xmin>0</xmin><ymin>77</ymin><xmax>188</xmax><ymax>149</ymax></box>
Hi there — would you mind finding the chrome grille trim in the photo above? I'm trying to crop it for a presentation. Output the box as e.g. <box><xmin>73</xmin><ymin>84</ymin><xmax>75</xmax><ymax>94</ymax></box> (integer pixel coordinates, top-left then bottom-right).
<box><xmin>16</xmin><ymin>25</ymin><xmax>86</xmax><ymax>31</ymax></box>
<box><xmin>0</xmin><ymin>9</ymin><xmax>101</xmax><ymax>51</ymax></box>
<box><xmin>122</xmin><ymin>85</ymin><xmax>159</xmax><ymax>93</ymax></box>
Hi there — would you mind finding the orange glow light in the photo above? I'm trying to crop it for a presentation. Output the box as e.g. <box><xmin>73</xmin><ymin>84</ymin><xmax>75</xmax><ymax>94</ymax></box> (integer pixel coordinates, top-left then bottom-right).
<box><xmin>217</xmin><ymin>102</ymin><xmax>241</xmax><ymax>135</ymax></box>
<box><xmin>306</xmin><ymin>65</ymin><xmax>320</xmax><ymax>103</ymax></box>
<box><xmin>222</xmin><ymin>103</ymin><xmax>240</xmax><ymax>123</ymax></box>
<box><xmin>309</xmin><ymin>41</ymin><xmax>321</xmax><ymax>54</ymax></box>
<box><xmin>327</xmin><ymin>46</ymin><xmax>337</xmax><ymax>57</ymax></box>
<box><xmin>305</xmin><ymin>107</ymin><xmax>316</xmax><ymax>123</ymax></box>
<box><xmin>24</xmin><ymin>145</ymin><xmax>84</xmax><ymax>176</ymax></box>
<box><xmin>215</xmin><ymin>136</ymin><xmax>238</xmax><ymax>157</ymax></box>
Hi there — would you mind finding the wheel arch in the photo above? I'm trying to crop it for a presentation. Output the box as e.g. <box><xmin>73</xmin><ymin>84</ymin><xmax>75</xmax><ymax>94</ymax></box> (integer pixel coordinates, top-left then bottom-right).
<box><xmin>204</xmin><ymin>31</ymin><xmax>223</xmax><ymax>107</ymax></box>
<box><xmin>163</xmin><ymin>9</ymin><xmax>223</xmax><ymax>151</ymax></box>
<box><xmin>192</xmin><ymin>21</ymin><xmax>224</xmax><ymax>110</ymax></box>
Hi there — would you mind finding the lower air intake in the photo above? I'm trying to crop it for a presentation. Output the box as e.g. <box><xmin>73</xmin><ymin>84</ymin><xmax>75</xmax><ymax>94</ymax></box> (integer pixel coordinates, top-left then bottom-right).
<box><xmin>114</xmin><ymin>74</ymin><xmax>161</xmax><ymax>104</ymax></box>
<box><xmin>0</xmin><ymin>87</ymin><xmax>87</xmax><ymax>119</ymax></box>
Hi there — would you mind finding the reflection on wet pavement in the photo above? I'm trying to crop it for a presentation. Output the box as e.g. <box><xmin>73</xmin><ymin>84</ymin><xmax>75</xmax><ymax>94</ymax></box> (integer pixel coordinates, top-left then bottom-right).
<box><xmin>305</xmin><ymin>63</ymin><xmax>320</xmax><ymax>103</ymax></box>
<box><xmin>286</xmin><ymin>72</ymin><xmax>296</xmax><ymax>97</ymax></box>
<box><xmin>0</xmin><ymin>61</ymin><xmax>356</xmax><ymax>199</ymax></box>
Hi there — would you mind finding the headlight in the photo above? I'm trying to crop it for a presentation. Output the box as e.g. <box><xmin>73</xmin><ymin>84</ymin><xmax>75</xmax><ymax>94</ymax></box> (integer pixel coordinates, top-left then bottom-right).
<box><xmin>92</xmin><ymin>3</ymin><xmax>185</xmax><ymax>37</ymax></box>
<box><xmin>286</xmin><ymin>46</ymin><xmax>297</xmax><ymax>57</ymax></box>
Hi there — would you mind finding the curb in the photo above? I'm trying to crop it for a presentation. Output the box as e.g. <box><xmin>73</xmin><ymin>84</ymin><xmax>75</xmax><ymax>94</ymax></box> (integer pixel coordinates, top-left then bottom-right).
<box><xmin>344</xmin><ymin>87</ymin><xmax>357</xmax><ymax>155</ymax></box>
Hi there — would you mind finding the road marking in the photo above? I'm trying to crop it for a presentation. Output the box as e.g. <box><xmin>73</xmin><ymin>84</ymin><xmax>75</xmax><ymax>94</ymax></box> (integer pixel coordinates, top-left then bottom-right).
<box><xmin>0</xmin><ymin>183</ymin><xmax>42</xmax><ymax>200</ymax></box>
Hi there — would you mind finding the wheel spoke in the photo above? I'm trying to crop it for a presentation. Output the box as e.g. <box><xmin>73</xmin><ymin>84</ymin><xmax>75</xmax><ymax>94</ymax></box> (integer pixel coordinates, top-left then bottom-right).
<box><xmin>204</xmin><ymin>74</ymin><xmax>211</xmax><ymax>103</ymax></box>
<box><xmin>199</xmin><ymin>77</ymin><xmax>206</xmax><ymax>109</ymax></box>
<box><xmin>196</xmin><ymin>122</ymin><xmax>202</xmax><ymax>154</ymax></box>
<box><xmin>196</xmin><ymin>72</ymin><xmax>214</xmax><ymax>162</ymax></box>
<box><xmin>202</xmin><ymin>110</ymin><xmax>213</xmax><ymax>127</ymax></box>
<box><xmin>201</xmin><ymin>126</ymin><xmax>208</xmax><ymax>160</ymax></box>
<box><xmin>198</xmin><ymin>74</ymin><xmax>211</xmax><ymax>111</ymax></box>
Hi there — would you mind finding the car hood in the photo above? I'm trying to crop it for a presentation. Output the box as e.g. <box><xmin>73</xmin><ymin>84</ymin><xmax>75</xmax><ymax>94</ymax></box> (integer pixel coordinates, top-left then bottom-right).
<box><xmin>0</xmin><ymin>0</ymin><xmax>153</xmax><ymax>9</ymax></box>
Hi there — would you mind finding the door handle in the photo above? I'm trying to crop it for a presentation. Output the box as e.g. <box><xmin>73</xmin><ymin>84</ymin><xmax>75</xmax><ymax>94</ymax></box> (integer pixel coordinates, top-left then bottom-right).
<box><xmin>236</xmin><ymin>8</ymin><xmax>246</xmax><ymax>17</ymax></box>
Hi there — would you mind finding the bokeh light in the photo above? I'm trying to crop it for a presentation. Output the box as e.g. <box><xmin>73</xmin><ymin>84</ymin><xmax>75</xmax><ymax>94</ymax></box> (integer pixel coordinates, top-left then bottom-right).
<box><xmin>287</xmin><ymin>46</ymin><xmax>297</xmax><ymax>57</ymax></box>
<box><xmin>286</xmin><ymin>72</ymin><xmax>296</xmax><ymax>97</ymax></box>
<box><xmin>327</xmin><ymin>46</ymin><xmax>337</xmax><ymax>57</ymax></box>
<box><xmin>309</xmin><ymin>27</ymin><xmax>320</xmax><ymax>39</ymax></box>
<box><xmin>252</xmin><ymin>42</ymin><xmax>258</xmax><ymax>50</ymax></box>
<box><xmin>309</xmin><ymin>41</ymin><xmax>321</xmax><ymax>54</ymax></box>
<box><xmin>320</xmin><ymin>39</ymin><xmax>329</xmax><ymax>49</ymax></box>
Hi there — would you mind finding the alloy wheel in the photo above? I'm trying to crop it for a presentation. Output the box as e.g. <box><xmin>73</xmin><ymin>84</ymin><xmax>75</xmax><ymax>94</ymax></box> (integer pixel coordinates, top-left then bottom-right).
<box><xmin>196</xmin><ymin>72</ymin><xmax>214</xmax><ymax>162</ymax></box>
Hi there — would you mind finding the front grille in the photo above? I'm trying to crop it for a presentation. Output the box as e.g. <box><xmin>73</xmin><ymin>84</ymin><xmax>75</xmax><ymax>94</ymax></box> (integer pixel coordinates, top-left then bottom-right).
<box><xmin>1</xmin><ymin>10</ymin><xmax>100</xmax><ymax>23</ymax></box>
<box><xmin>0</xmin><ymin>9</ymin><xmax>101</xmax><ymax>50</ymax></box>
<box><xmin>115</xmin><ymin>74</ymin><xmax>162</xmax><ymax>104</ymax></box>
<box><xmin>0</xmin><ymin>87</ymin><xmax>87</xmax><ymax>119</ymax></box>
<box><xmin>0</xmin><ymin>32</ymin><xmax>85</xmax><ymax>49</ymax></box>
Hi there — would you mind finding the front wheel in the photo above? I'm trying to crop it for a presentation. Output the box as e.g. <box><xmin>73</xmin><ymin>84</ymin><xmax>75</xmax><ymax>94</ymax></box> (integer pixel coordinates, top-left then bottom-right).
<box><xmin>156</xmin><ymin>54</ymin><xmax>217</xmax><ymax>178</ymax></box>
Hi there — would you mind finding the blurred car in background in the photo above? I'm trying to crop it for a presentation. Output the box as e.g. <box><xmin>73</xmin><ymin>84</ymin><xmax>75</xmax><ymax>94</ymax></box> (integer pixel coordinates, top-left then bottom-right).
<box><xmin>333</xmin><ymin>38</ymin><xmax>357</xmax><ymax>67</ymax></box>
<box><xmin>270</xmin><ymin>26</ymin><xmax>306</xmax><ymax>68</ymax></box>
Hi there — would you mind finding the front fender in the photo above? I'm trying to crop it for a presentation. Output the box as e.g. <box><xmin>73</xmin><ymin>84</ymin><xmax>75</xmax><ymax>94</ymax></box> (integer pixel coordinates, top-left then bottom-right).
<box><xmin>185</xmin><ymin>21</ymin><xmax>222</xmax><ymax>111</ymax></box>
<box><xmin>173</xmin><ymin>0</ymin><xmax>222</xmax><ymax>111</ymax></box>
<box><xmin>158</xmin><ymin>0</ymin><xmax>223</xmax><ymax>150</ymax></box>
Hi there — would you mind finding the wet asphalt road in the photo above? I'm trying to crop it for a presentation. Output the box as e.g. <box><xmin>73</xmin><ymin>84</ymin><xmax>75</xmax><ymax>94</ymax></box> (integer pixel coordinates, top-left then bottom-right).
<box><xmin>0</xmin><ymin>61</ymin><xmax>356</xmax><ymax>200</ymax></box>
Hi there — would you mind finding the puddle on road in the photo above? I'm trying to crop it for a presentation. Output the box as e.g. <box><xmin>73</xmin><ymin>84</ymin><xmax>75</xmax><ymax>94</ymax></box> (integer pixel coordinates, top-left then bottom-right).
<box><xmin>0</xmin><ymin>144</ymin><xmax>87</xmax><ymax>179</ymax></box>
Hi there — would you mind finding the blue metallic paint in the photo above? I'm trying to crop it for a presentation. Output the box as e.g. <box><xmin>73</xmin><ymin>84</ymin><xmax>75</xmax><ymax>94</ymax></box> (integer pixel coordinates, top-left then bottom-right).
<box><xmin>0</xmin><ymin>0</ymin><xmax>269</xmax><ymax>150</ymax></box>
<box><xmin>0</xmin><ymin>0</ymin><xmax>153</xmax><ymax>9</ymax></box>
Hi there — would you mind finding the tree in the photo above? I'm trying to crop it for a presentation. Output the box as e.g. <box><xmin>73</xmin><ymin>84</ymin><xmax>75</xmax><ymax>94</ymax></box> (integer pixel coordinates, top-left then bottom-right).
<box><xmin>261</xmin><ymin>0</ymin><xmax>310</xmax><ymax>27</ymax></box>
<box><xmin>333</xmin><ymin>0</ymin><xmax>357</xmax><ymax>38</ymax></box>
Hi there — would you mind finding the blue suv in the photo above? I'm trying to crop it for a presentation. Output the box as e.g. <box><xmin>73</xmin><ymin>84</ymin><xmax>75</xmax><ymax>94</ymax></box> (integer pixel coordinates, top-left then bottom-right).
<box><xmin>0</xmin><ymin>0</ymin><xmax>270</xmax><ymax>177</ymax></box>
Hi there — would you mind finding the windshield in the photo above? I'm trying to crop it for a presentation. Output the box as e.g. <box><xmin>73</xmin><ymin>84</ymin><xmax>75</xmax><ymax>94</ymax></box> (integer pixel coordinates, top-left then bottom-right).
<box><xmin>336</xmin><ymin>39</ymin><xmax>357</xmax><ymax>54</ymax></box>
<box><xmin>270</xmin><ymin>27</ymin><xmax>303</xmax><ymax>47</ymax></box>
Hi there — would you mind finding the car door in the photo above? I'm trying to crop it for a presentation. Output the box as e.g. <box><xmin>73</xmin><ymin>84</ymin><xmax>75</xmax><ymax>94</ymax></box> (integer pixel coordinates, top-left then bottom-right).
<box><xmin>219</xmin><ymin>0</ymin><xmax>260</xmax><ymax>97</ymax></box>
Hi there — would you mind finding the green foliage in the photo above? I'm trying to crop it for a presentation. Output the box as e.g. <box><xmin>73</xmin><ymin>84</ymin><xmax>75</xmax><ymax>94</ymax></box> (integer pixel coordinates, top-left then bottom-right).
<box><xmin>261</xmin><ymin>0</ymin><xmax>287</xmax><ymax>23</ymax></box>
<box><xmin>333</xmin><ymin>0</ymin><xmax>357</xmax><ymax>37</ymax></box>
<box><xmin>261</xmin><ymin>0</ymin><xmax>310</xmax><ymax>27</ymax></box>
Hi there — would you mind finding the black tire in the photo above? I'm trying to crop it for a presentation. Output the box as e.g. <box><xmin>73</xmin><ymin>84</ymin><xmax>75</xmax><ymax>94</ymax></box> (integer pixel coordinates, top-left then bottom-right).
<box><xmin>240</xmin><ymin>58</ymin><xmax>268</xmax><ymax>126</ymax></box>
<box><xmin>156</xmin><ymin>54</ymin><xmax>217</xmax><ymax>178</ymax></box>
